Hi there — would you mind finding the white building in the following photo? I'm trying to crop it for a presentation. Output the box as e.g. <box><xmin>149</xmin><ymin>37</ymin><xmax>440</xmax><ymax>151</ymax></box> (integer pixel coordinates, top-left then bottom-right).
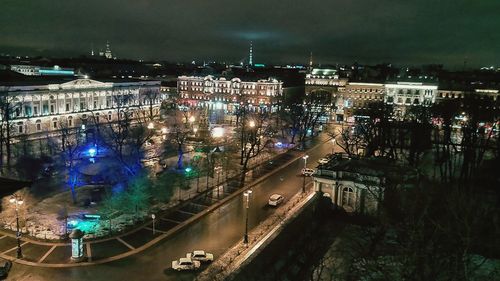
<box><xmin>313</xmin><ymin>157</ymin><xmax>418</xmax><ymax>214</ymax></box>
<box><xmin>0</xmin><ymin>78</ymin><xmax>162</xmax><ymax>138</ymax></box>
<box><xmin>384</xmin><ymin>82</ymin><xmax>438</xmax><ymax>118</ymax></box>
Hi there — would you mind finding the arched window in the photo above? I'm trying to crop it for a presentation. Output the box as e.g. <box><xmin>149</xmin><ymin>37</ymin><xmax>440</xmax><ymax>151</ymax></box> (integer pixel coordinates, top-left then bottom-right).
<box><xmin>405</xmin><ymin>98</ymin><xmax>411</xmax><ymax>104</ymax></box>
<box><xmin>68</xmin><ymin>116</ymin><xmax>73</xmax><ymax>127</ymax></box>
<box><xmin>36</xmin><ymin>119</ymin><xmax>42</xmax><ymax>131</ymax></box>
<box><xmin>52</xmin><ymin>118</ymin><xmax>58</xmax><ymax>129</ymax></box>
<box><xmin>342</xmin><ymin>187</ymin><xmax>355</xmax><ymax>211</ymax></box>
<box><xmin>414</xmin><ymin>98</ymin><xmax>420</xmax><ymax>105</ymax></box>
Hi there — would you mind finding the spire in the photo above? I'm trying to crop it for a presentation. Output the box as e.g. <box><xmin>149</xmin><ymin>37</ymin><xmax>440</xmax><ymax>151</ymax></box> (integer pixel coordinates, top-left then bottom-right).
<box><xmin>91</xmin><ymin>43</ymin><xmax>94</xmax><ymax>56</ymax></box>
<box><xmin>249</xmin><ymin>41</ymin><xmax>253</xmax><ymax>66</ymax></box>
<box><xmin>309</xmin><ymin>51</ymin><xmax>313</xmax><ymax>70</ymax></box>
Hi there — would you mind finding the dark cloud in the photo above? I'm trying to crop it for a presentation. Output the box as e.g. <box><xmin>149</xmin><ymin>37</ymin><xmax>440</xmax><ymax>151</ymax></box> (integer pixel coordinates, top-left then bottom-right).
<box><xmin>0</xmin><ymin>0</ymin><xmax>498</xmax><ymax>67</ymax></box>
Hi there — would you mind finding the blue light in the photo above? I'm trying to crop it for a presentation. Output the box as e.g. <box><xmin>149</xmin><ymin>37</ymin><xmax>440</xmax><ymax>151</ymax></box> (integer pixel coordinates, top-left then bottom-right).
<box><xmin>39</xmin><ymin>69</ymin><xmax>75</xmax><ymax>75</ymax></box>
<box><xmin>275</xmin><ymin>142</ymin><xmax>283</xmax><ymax>148</ymax></box>
<box><xmin>185</xmin><ymin>167</ymin><xmax>192</xmax><ymax>173</ymax></box>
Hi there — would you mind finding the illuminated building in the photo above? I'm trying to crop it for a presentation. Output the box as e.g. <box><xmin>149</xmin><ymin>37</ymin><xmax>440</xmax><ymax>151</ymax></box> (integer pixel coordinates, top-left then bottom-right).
<box><xmin>0</xmin><ymin>78</ymin><xmax>162</xmax><ymax>139</ymax></box>
<box><xmin>177</xmin><ymin>75</ymin><xmax>283</xmax><ymax>113</ymax></box>
<box><xmin>10</xmin><ymin>65</ymin><xmax>75</xmax><ymax>76</ymax></box>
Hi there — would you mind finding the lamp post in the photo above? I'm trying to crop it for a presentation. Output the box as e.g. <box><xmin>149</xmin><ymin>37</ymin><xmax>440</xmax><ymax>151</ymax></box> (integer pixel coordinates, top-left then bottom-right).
<box><xmin>302</xmin><ymin>155</ymin><xmax>309</xmax><ymax>193</ymax></box>
<box><xmin>331</xmin><ymin>139</ymin><xmax>336</xmax><ymax>154</ymax></box>
<box><xmin>243</xmin><ymin>190</ymin><xmax>252</xmax><ymax>244</ymax></box>
<box><xmin>151</xmin><ymin>214</ymin><xmax>156</xmax><ymax>235</ymax></box>
<box><xmin>9</xmin><ymin>195</ymin><xmax>24</xmax><ymax>259</ymax></box>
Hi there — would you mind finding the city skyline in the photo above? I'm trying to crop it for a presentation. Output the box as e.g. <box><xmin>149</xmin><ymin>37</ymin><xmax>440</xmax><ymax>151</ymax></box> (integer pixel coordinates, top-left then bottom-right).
<box><xmin>1</xmin><ymin>0</ymin><xmax>499</xmax><ymax>67</ymax></box>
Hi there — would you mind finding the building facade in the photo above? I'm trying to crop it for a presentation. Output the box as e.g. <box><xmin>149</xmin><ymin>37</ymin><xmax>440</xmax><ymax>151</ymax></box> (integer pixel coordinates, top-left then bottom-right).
<box><xmin>10</xmin><ymin>65</ymin><xmax>75</xmax><ymax>76</ymax></box>
<box><xmin>384</xmin><ymin>82</ymin><xmax>438</xmax><ymax>118</ymax></box>
<box><xmin>313</xmin><ymin>157</ymin><xmax>418</xmax><ymax>214</ymax></box>
<box><xmin>0</xmin><ymin>78</ymin><xmax>162</xmax><ymax>139</ymax></box>
<box><xmin>177</xmin><ymin>75</ymin><xmax>283</xmax><ymax>113</ymax></box>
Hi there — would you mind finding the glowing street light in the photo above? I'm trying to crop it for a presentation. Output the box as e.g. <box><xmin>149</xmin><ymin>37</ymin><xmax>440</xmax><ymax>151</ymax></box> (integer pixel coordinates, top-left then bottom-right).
<box><xmin>10</xmin><ymin>195</ymin><xmax>24</xmax><ymax>258</ymax></box>
<box><xmin>302</xmin><ymin>155</ymin><xmax>309</xmax><ymax>193</ymax></box>
<box><xmin>249</xmin><ymin>120</ymin><xmax>255</xmax><ymax>128</ymax></box>
<box><xmin>147</xmin><ymin>122</ymin><xmax>154</xmax><ymax>129</ymax></box>
<box><xmin>212</xmin><ymin>127</ymin><xmax>224</xmax><ymax>138</ymax></box>
<box><xmin>331</xmin><ymin>139</ymin><xmax>336</xmax><ymax>154</ymax></box>
<box><xmin>189</xmin><ymin>116</ymin><xmax>196</xmax><ymax>123</ymax></box>
<box><xmin>161</xmin><ymin>127</ymin><xmax>168</xmax><ymax>134</ymax></box>
<box><xmin>243</xmin><ymin>189</ymin><xmax>253</xmax><ymax>244</ymax></box>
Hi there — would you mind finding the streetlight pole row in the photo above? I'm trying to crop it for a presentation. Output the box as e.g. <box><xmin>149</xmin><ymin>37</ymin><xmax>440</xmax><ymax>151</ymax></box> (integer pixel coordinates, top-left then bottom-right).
<box><xmin>243</xmin><ymin>189</ymin><xmax>252</xmax><ymax>244</ymax></box>
<box><xmin>10</xmin><ymin>194</ymin><xmax>24</xmax><ymax>259</ymax></box>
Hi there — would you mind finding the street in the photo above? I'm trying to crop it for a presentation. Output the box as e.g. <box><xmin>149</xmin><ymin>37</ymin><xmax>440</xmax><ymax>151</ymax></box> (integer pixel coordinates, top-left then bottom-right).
<box><xmin>6</xmin><ymin>137</ymin><xmax>333</xmax><ymax>281</ymax></box>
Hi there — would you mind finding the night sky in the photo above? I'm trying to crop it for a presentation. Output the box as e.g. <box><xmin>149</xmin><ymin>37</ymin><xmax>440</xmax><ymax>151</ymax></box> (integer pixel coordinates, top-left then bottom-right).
<box><xmin>0</xmin><ymin>0</ymin><xmax>499</xmax><ymax>67</ymax></box>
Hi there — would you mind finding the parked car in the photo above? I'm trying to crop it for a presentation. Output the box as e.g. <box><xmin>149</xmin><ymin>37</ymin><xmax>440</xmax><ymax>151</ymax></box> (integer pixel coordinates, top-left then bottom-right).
<box><xmin>317</xmin><ymin>158</ymin><xmax>329</xmax><ymax>164</ymax></box>
<box><xmin>172</xmin><ymin>257</ymin><xmax>201</xmax><ymax>271</ymax></box>
<box><xmin>0</xmin><ymin>260</ymin><xmax>12</xmax><ymax>279</ymax></box>
<box><xmin>187</xmin><ymin>250</ymin><xmax>214</xmax><ymax>263</ymax></box>
<box><xmin>301</xmin><ymin>168</ymin><xmax>315</xmax><ymax>176</ymax></box>
<box><xmin>268</xmin><ymin>194</ymin><xmax>284</xmax><ymax>206</ymax></box>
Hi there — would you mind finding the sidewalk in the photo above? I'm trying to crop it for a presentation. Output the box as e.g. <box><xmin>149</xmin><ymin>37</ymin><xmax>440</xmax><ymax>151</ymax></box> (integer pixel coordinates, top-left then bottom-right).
<box><xmin>0</xmin><ymin>136</ymin><xmax>326</xmax><ymax>267</ymax></box>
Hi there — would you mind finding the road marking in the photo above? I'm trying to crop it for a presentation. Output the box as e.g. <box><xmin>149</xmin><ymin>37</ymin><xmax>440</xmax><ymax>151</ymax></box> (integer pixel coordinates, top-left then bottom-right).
<box><xmin>38</xmin><ymin>245</ymin><xmax>57</xmax><ymax>263</ymax></box>
<box><xmin>86</xmin><ymin>243</ymin><xmax>92</xmax><ymax>262</ymax></box>
<box><xmin>190</xmin><ymin>202</ymin><xmax>210</xmax><ymax>208</ymax></box>
<box><xmin>177</xmin><ymin>210</ymin><xmax>197</xmax><ymax>216</ymax></box>
<box><xmin>0</xmin><ymin>235</ymin><xmax>6</xmax><ymax>240</ymax></box>
<box><xmin>2</xmin><ymin>241</ymin><xmax>29</xmax><ymax>254</ymax></box>
<box><xmin>160</xmin><ymin>218</ymin><xmax>180</xmax><ymax>224</ymax></box>
<box><xmin>144</xmin><ymin>227</ymin><xmax>166</xmax><ymax>234</ymax></box>
<box><xmin>116</xmin><ymin>237</ymin><xmax>135</xmax><ymax>250</ymax></box>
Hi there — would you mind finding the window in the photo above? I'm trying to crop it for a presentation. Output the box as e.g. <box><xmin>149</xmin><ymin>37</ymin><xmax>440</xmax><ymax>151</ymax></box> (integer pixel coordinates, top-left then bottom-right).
<box><xmin>36</xmin><ymin>123</ymin><xmax>41</xmax><ymax>131</ymax></box>
<box><xmin>68</xmin><ymin>116</ymin><xmax>73</xmax><ymax>127</ymax></box>
<box><xmin>50</xmin><ymin>104</ymin><xmax>54</xmax><ymax>113</ymax></box>
<box><xmin>342</xmin><ymin>187</ymin><xmax>355</xmax><ymax>211</ymax></box>
<box><xmin>53</xmin><ymin>118</ymin><xmax>58</xmax><ymax>129</ymax></box>
<box><xmin>66</xmin><ymin>103</ymin><xmax>70</xmax><ymax>112</ymax></box>
<box><xmin>34</xmin><ymin>106</ymin><xmax>38</xmax><ymax>115</ymax></box>
<box><xmin>18</xmin><ymin>123</ymin><xmax>23</xmax><ymax>133</ymax></box>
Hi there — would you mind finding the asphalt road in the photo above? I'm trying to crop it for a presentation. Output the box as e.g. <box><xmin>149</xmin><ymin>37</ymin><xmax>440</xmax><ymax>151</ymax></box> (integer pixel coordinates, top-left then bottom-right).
<box><xmin>6</xmin><ymin>136</ymin><xmax>334</xmax><ymax>281</ymax></box>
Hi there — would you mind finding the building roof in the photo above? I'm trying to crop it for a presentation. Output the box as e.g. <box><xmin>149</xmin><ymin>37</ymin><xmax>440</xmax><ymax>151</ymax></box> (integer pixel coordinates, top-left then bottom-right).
<box><xmin>315</xmin><ymin>157</ymin><xmax>419</xmax><ymax>185</ymax></box>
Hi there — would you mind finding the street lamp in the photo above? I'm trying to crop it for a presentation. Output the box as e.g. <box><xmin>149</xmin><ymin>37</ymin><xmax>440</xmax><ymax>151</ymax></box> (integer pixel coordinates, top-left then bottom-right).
<box><xmin>147</xmin><ymin>122</ymin><xmax>154</xmax><ymax>129</ymax></box>
<box><xmin>9</xmin><ymin>195</ymin><xmax>24</xmax><ymax>259</ymax></box>
<box><xmin>249</xmin><ymin>120</ymin><xmax>255</xmax><ymax>128</ymax></box>
<box><xmin>302</xmin><ymin>155</ymin><xmax>309</xmax><ymax>193</ymax></box>
<box><xmin>331</xmin><ymin>139</ymin><xmax>336</xmax><ymax>154</ymax></box>
<box><xmin>189</xmin><ymin>115</ymin><xmax>196</xmax><ymax>124</ymax></box>
<box><xmin>243</xmin><ymin>190</ymin><xmax>253</xmax><ymax>244</ymax></box>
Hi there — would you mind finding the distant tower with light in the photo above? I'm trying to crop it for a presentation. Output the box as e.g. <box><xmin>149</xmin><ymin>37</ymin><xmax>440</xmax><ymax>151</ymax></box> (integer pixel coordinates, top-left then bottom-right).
<box><xmin>309</xmin><ymin>51</ymin><xmax>313</xmax><ymax>71</ymax></box>
<box><xmin>248</xmin><ymin>41</ymin><xmax>253</xmax><ymax>66</ymax></box>
<box><xmin>91</xmin><ymin>43</ymin><xmax>95</xmax><ymax>56</ymax></box>
<box><xmin>104</xmin><ymin>41</ymin><xmax>113</xmax><ymax>59</ymax></box>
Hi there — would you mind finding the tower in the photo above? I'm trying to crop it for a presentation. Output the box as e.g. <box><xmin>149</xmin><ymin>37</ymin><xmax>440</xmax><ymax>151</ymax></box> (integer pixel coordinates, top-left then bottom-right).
<box><xmin>105</xmin><ymin>41</ymin><xmax>113</xmax><ymax>59</ymax></box>
<box><xmin>91</xmin><ymin>43</ymin><xmax>94</xmax><ymax>56</ymax></box>
<box><xmin>249</xmin><ymin>41</ymin><xmax>253</xmax><ymax>66</ymax></box>
<box><xmin>309</xmin><ymin>51</ymin><xmax>313</xmax><ymax>71</ymax></box>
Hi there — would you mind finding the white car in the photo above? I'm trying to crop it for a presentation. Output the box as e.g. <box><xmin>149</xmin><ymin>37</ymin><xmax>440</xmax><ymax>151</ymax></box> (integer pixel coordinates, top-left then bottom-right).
<box><xmin>172</xmin><ymin>257</ymin><xmax>201</xmax><ymax>271</ymax></box>
<box><xmin>301</xmin><ymin>168</ymin><xmax>315</xmax><ymax>176</ymax></box>
<box><xmin>268</xmin><ymin>194</ymin><xmax>284</xmax><ymax>206</ymax></box>
<box><xmin>318</xmin><ymin>158</ymin><xmax>329</xmax><ymax>164</ymax></box>
<box><xmin>187</xmin><ymin>250</ymin><xmax>214</xmax><ymax>263</ymax></box>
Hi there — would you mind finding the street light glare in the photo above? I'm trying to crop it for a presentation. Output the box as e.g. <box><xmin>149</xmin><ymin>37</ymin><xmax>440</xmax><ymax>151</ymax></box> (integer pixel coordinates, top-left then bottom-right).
<box><xmin>249</xmin><ymin>121</ymin><xmax>255</xmax><ymax>128</ymax></box>
<box><xmin>303</xmin><ymin>155</ymin><xmax>309</xmax><ymax>160</ymax></box>
<box><xmin>189</xmin><ymin>116</ymin><xmax>196</xmax><ymax>123</ymax></box>
<box><xmin>9</xmin><ymin>198</ymin><xmax>15</xmax><ymax>203</ymax></box>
